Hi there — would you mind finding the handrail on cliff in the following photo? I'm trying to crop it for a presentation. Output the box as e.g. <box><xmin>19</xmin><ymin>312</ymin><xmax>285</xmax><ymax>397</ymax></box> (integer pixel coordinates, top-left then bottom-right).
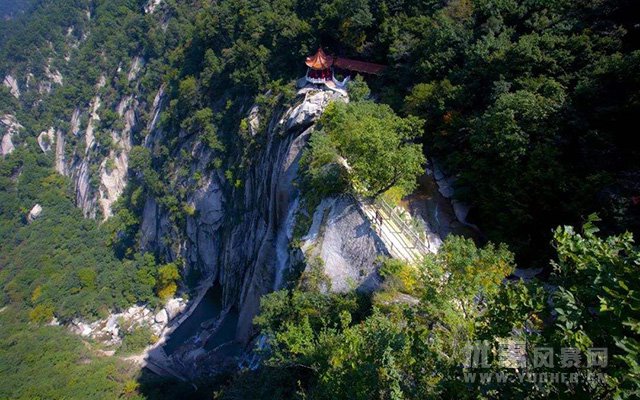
<box><xmin>348</xmin><ymin>193</ymin><xmax>431</xmax><ymax>263</ymax></box>
<box><xmin>374</xmin><ymin>196</ymin><xmax>431</xmax><ymax>254</ymax></box>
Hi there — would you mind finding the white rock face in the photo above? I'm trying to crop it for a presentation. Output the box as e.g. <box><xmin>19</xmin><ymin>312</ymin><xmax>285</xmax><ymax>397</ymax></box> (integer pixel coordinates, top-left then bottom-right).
<box><xmin>37</xmin><ymin>127</ymin><xmax>56</xmax><ymax>152</ymax></box>
<box><xmin>68</xmin><ymin>297</ymin><xmax>185</xmax><ymax>346</ymax></box>
<box><xmin>286</xmin><ymin>89</ymin><xmax>345</xmax><ymax>131</ymax></box>
<box><xmin>55</xmin><ymin>129</ymin><xmax>66</xmax><ymax>175</ymax></box>
<box><xmin>144</xmin><ymin>0</ymin><xmax>162</xmax><ymax>13</ymax></box>
<box><xmin>27</xmin><ymin>204</ymin><xmax>43</xmax><ymax>223</ymax></box>
<box><xmin>301</xmin><ymin>196</ymin><xmax>385</xmax><ymax>293</ymax></box>
<box><xmin>1</xmin><ymin>132</ymin><xmax>14</xmax><ymax>156</ymax></box>
<box><xmin>128</xmin><ymin>56</ymin><xmax>144</xmax><ymax>82</ymax></box>
<box><xmin>1</xmin><ymin>114</ymin><xmax>22</xmax><ymax>157</ymax></box>
<box><xmin>85</xmin><ymin>96</ymin><xmax>101</xmax><ymax>152</ymax></box>
<box><xmin>165</xmin><ymin>298</ymin><xmax>187</xmax><ymax>320</ymax></box>
<box><xmin>45</xmin><ymin>63</ymin><xmax>63</xmax><ymax>86</ymax></box>
<box><xmin>248</xmin><ymin>104</ymin><xmax>260</xmax><ymax>136</ymax></box>
<box><xmin>70</xmin><ymin>108</ymin><xmax>81</xmax><ymax>136</ymax></box>
<box><xmin>98</xmin><ymin>95</ymin><xmax>135</xmax><ymax>219</ymax></box>
<box><xmin>144</xmin><ymin>85</ymin><xmax>165</xmax><ymax>147</ymax></box>
<box><xmin>71</xmin><ymin>98</ymin><xmax>103</xmax><ymax>218</ymax></box>
<box><xmin>154</xmin><ymin>309</ymin><xmax>168</xmax><ymax>324</ymax></box>
<box><xmin>3</xmin><ymin>75</ymin><xmax>20</xmax><ymax>98</ymax></box>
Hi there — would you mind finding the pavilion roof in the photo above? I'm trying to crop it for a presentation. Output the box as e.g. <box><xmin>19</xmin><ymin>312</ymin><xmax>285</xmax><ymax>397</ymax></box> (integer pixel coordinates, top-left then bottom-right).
<box><xmin>305</xmin><ymin>47</ymin><xmax>387</xmax><ymax>75</ymax></box>
<box><xmin>305</xmin><ymin>47</ymin><xmax>333</xmax><ymax>70</ymax></box>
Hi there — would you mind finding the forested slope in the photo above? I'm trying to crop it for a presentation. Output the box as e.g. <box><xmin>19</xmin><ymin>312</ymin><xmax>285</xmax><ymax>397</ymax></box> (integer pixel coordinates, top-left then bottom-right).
<box><xmin>0</xmin><ymin>0</ymin><xmax>638</xmax><ymax>399</ymax></box>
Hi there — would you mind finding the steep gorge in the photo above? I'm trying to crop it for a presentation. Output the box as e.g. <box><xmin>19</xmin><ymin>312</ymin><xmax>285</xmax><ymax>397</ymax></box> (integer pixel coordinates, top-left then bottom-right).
<box><xmin>139</xmin><ymin>87</ymin><xmax>389</xmax><ymax>351</ymax></box>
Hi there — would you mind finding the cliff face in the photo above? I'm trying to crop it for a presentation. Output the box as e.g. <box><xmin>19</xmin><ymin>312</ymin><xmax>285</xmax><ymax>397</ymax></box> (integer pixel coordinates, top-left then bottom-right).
<box><xmin>138</xmin><ymin>87</ymin><xmax>387</xmax><ymax>343</ymax></box>
<box><xmin>300</xmin><ymin>196</ymin><xmax>386</xmax><ymax>293</ymax></box>
<box><xmin>34</xmin><ymin>59</ymin><xmax>161</xmax><ymax>220</ymax></box>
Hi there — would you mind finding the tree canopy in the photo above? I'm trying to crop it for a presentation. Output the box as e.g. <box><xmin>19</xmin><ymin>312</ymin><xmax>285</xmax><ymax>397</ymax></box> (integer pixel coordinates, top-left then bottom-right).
<box><xmin>303</xmin><ymin>100</ymin><xmax>426</xmax><ymax>198</ymax></box>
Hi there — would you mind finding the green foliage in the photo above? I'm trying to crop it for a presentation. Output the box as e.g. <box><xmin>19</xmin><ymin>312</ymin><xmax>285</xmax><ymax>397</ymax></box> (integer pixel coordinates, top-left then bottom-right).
<box><xmin>378</xmin><ymin>258</ymin><xmax>419</xmax><ymax>295</ymax></box>
<box><xmin>0</xmin><ymin>307</ymin><xmax>140</xmax><ymax>399</ymax></box>
<box><xmin>302</xmin><ymin>101</ymin><xmax>426</xmax><ymax>198</ymax></box>
<box><xmin>237</xmin><ymin>223</ymin><xmax>640</xmax><ymax>399</ymax></box>
<box><xmin>549</xmin><ymin>215</ymin><xmax>640</xmax><ymax>397</ymax></box>
<box><xmin>1</xmin><ymin>0</ymin><xmax>639</xmax><ymax>398</ymax></box>
<box><xmin>346</xmin><ymin>75</ymin><xmax>370</xmax><ymax>102</ymax></box>
<box><xmin>0</xmin><ymin>149</ymin><xmax>164</xmax><ymax>321</ymax></box>
<box><xmin>28</xmin><ymin>303</ymin><xmax>55</xmax><ymax>324</ymax></box>
<box><xmin>118</xmin><ymin>325</ymin><xmax>155</xmax><ymax>355</ymax></box>
<box><xmin>239</xmin><ymin>237</ymin><xmax>517</xmax><ymax>399</ymax></box>
<box><xmin>298</xmin><ymin>257</ymin><xmax>331</xmax><ymax>293</ymax></box>
<box><xmin>181</xmin><ymin>107</ymin><xmax>225</xmax><ymax>152</ymax></box>
<box><xmin>299</xmin><ymin>131</ymin><xmax>348</xmax><ymax>201</ymax></box>
<box><xmin>156</xmin><ymin>262</ymin><xmax>180</xmax><ymax>301</ymax></box>
<box><xmin>387</xmin><ymin>0</ymin><xmax>640</xmax><ymax>263</ymax></box>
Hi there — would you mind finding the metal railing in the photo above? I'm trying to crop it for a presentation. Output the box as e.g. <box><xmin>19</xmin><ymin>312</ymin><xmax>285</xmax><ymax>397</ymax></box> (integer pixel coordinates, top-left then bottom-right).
<box><xmin>349</xmin><ymin>194</ymin><xmax>431</xmax><ymax>263</ymax></box>
<box><xmin>374</xmin><ymin>197</ymin><xmax>431</xmax><ymax>254</ymax></box>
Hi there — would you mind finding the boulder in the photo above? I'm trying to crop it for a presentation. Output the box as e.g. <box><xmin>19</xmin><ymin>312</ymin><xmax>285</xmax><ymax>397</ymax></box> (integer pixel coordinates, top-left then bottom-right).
<box><xmin>1</xmin><ymin>114</ymin><xmax>22</xmax><ymax>157</ymax></box>
<box><xmin>154</xmin><ymin>309</ymin><xmax>168</xmax><ymax>324</ymax></box>
<box><xmin>248</xmin><ymin>104</ymin><xmax>260</xmax><ymax>136</ymax></box>
<box><xmin>301</xmin><ymin>196</ymin><xmax>386</xmax><ymax>293</ymax></box>
<box><xmin>0</xmin><ymin>132</ymin><xmax>14</xmax><ymax>156</ymax></box>
<box><xmin>27</xmin><ymin>204</ymin><xmax>43</xmax><ymax>223</ymax></box>
<box><xmin>165</xmin><ymin>298</ymin><xmax>186</xmax><ymax>320</ymax></box>
<box><xmin>3</xmin><ymin>75</ymin><xmax>20</xmax><ymax>98</ymax></box>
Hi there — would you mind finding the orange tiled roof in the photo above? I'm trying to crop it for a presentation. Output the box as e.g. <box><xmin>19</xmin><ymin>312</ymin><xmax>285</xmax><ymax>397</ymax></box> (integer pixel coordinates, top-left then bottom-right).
<box><xmin>305</xmin><ymin>47</ymin><xmax>334</xmax><ymax>70</ymax></box>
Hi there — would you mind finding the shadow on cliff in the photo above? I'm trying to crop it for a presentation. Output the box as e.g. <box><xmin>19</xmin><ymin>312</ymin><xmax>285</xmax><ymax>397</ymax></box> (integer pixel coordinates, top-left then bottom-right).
<box><xmin>136</xmin><ymin>365</ymin><xmax>308</xmax><ymax>400</ymax></box>
<box><xmin>136</xmin><ymin>367</ymin><xmax>230</xmax><ymax>400</ymax></box>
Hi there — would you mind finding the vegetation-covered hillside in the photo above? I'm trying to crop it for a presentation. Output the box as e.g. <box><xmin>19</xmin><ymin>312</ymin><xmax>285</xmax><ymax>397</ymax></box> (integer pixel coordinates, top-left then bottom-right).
<box><xmin>0</xmin><ymin>0</ymin><xmax>638</xmax><ymax>399</ymax></box>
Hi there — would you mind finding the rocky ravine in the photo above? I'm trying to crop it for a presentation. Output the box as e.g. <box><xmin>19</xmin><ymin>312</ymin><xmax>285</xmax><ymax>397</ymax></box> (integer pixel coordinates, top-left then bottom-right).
<box><xmin>47</xmin><ymin>84</ymin><xmax>392</xmax><ymax>378</ymax></box>
<box><xmin>140</xmin><ymin>87</ymin><xmax>389</xmax><ymax>350</ymax></box>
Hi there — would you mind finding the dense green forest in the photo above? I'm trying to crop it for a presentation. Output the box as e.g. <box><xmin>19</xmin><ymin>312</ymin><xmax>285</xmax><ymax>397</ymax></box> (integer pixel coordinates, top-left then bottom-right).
<box><xmin>1</xmin><ymin>0</ymin><xmax>639</xmax><ymax>398</ymax></box>
<box><xmin>143</xmin><ymin>0</ymin><xmax>640</xmax><ymax>266</ymax></box>
<box><xmin>3</xmin><ymin>0</ymin><xmax>638</xmax><ymax>264</ymax></box>
<box><xmin>238</xmin><ymin>222</ymin><xmax>639</xmax><ymax>399</ymax></box>
<box><xmin>0</xmin><ymin>0</ymin><xmax>32</xmax><ymax>18</ymax></box>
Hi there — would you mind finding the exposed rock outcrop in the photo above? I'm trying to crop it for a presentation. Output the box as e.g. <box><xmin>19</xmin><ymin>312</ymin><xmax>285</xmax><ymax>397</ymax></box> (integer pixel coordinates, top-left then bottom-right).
<box><xmin>128</xmin><ymin>56</ymin><xmax>144</xmax><ymax>82</ymax></box>
<box><xmin>286</xmin><ymin>88</ymin><xmax>346</xmax><ymax>131</ymax></box>
<box><xmin>69</xmin><ymin>297</ymin><xmax>187</xmax><ymax>346</ymax></box>
<box><xmin>224</xmin><ymin>89</ymin><xmax>347</xmax><ymax>341</ymax></box>
<box><xmin>432</xmin><ymin>162</ymin><xmax>478</xmax><ymax>230</ymax></box>
<box><xmin>301</xmin><ymin>196</ymin><xmax>386</xmax><ymax>292</ymax></box>
<box><xmin>3</xmin><ymin>75</ymin><xmax>20</xmax><ymax>98</ymax></box>
<box><xmin>27</xmin><ymin>204</ymin><xmax>43</xmax><ymax>223</ymax></box>
<box><xmin>98</xmin><ymin>95</ymin><xmax>135</xmax><ymax>219</ymax></box>
<box><xmin>145</xmin><ymin>0</ymin><xmax>163</xmax><ymax>14</ymax></box>
<box><xmin>55</xmin><ymin>129</ymin><xmax>67</xmax><ymax>175</ymax></box>
<box><xmin>55</xmin><ymin>79</ymin><xmax>151</xmax><ymax>219</ymax></box>
<box><xmin>1</xmin><ymin>114</ymin><xmax>22</xmax><ymax>157</ymax></box>
<box><xmin>37</xmin><ymin>127</ymin><xmax>56</xmax><ymax>152</ymax></box>
<box><xmin>139</xmin><ymin>88</ymin><xmax>352</xmax><ymax>343</ymax></box>
<box><xmin>46</xmin><ymin>64</ymin><xmax>64</xmax><ymax>86</ymax></box>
